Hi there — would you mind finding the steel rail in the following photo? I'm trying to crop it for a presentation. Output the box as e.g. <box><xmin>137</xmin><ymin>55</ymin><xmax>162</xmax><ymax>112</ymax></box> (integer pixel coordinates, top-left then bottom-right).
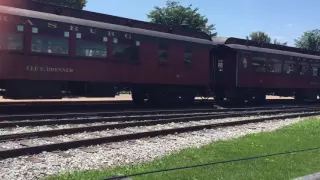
<box><xmin>0</xmin><ymin>105</ymin><xmax>312</xmax><ymax>121</ymax></box>
<box><xmin>0</xmin><ymin>107</ymin><xmax>318</xmax><ymax>128</ymax></box>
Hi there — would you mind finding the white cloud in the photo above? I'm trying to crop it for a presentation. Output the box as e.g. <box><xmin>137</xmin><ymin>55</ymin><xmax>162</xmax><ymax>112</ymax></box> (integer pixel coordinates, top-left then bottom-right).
<box><xmin>286</xmin><ymin>24</ymin><xmax>293</xmax><ymax>27</ymax></box>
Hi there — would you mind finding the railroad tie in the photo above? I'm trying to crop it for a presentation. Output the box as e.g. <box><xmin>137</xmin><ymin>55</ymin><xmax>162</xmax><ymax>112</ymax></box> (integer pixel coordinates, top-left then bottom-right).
<box><xmin>25</xmin><ymin>157</ymin><xmax>43</xmax><ymax>163</ymax></box>
<box><xmin>19</xmin><ymin>140</ymin><xmax>34</xmax><ymax>147</ymax></box>
<box><xmin>51</xmin><ymin>151</ymin><xmax>73</xmax><ymax>158</ymax></box>
<box><xmin>0</xmin><ymin>146</ymin><xmax>6</xmax><ymax>151</ymax></box>
<box><xmin>79</xmin><ymin>147</ymin><xmax>99</xmax><ymax>153</ymax></box>
<box><xmin>121</xmin><ymin>129</ymin><xmax>137</xmax><ymax>134</ymax></box>
<box><xmin>160</xmin><ymin>136</ymin><xmax>178</xmax><ymax>140</ymax></box>
<box><xmin>42</xmin><ymin>138</ymin><xmax>64</xmax><ymax>144</ymax></box>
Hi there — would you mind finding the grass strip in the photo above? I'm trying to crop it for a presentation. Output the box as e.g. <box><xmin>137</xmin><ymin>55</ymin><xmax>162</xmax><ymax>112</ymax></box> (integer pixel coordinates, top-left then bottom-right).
<box><xmin>46</xmin><ymin>118</ymin><xmax>320</xmax><ymax>180</ymax></box>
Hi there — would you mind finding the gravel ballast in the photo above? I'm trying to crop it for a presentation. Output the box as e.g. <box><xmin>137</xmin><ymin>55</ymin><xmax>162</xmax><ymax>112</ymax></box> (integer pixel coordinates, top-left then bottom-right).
<box><xmin>0</xmin><ymin>115</ymin><xmax>316</xmax><ymax>180</ymax></box>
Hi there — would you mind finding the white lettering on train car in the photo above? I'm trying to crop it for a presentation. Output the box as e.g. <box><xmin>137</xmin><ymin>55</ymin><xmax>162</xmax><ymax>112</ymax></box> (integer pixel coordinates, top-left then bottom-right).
<box><xmin>69</xmin><ymin>25</ymin><xmax>79</xmax><ymax>31</ymax></box>
<box><xmin>26</xmin><ymin>66</ymin><xmax>74</xmax><ymax>73</ymax></box>
<box><xmin>48</xmin><ymin>22</ymin><xmax>58</xmax><ymax>28</ymax></box>
<box><xmin>23</xmin><ymin>20</ymin><xmax>34</xmax><ymax>26</ymax></box>
<box><xmin>90</xmin><ymin>28</ymin><xmax>97</xmax><ymax>34</ymax></box>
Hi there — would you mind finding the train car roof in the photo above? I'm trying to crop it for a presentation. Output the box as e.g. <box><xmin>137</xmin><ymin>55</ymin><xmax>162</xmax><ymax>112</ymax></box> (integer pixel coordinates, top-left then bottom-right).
<box><xmin>225</xmin><ymin>44</ymin><xmax>320</xmax><ymax>60</ymax></box>
<box><xmin>212</xmin><ymin>37</ymin><xmax>320</xmax><ymax>56</ymax></box>
<box><xmin>0</xmin><ymin>0</ymin><xmax>211</xmax><ymax>40</ymax></box>
<box><xmin>0</xmin><ymin>5</ymin><xmax>215</xmax><ymax>46</ymax></box>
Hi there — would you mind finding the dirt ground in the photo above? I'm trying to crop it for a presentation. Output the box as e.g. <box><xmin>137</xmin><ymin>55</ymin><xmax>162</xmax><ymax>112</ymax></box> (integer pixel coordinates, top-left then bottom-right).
<box><xmin>0</xmin><ymin>94</ymin><xmax>293</xmax><ymax>103</ymax></box>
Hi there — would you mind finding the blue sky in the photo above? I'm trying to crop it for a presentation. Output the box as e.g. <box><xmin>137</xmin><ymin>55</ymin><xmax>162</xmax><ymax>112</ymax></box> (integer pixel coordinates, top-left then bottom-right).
<box><xmin>84</xmin><ymin>0</ymin><xmax>318</xmax><ymax>46</ymax></box>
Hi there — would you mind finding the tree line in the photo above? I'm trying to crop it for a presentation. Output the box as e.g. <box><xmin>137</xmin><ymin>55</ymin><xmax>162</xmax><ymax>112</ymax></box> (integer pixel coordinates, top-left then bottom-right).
<box><xmin>35</xmin><ymin>0</ymin><xmax>320</xmax><ymax>51</ymax></box>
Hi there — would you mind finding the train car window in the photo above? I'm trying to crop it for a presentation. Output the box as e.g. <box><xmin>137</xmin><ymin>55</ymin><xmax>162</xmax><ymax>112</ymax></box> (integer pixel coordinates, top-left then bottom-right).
<box><xmin>76</xmin><ymin>40</ymin><xmax>107</xmax><ymax>58</ymax></box>
<box><xmin>268</xmin><ymin>59</ymin><xmax>282</xmax><ymax>73</ymax></box>
<box><xmin>217</xmin><ymin>59</ymin><xmax>223</xmax><ymax>72</ymax></box>
<box><xmin>311</xmin><ymin>66</ymin><xmax>318</xmax><ymax>76</ymax></box>
<box><xmin>184</xmin><ymin>47</ymin><xmax>192</xmax><ymax>65</ymax></box>
<box><xmin>32</xmin><ymin>27</ymin><xmax>38</xmax><ymax>34</ymax></box>
<box><xmin>298</xmin><ymin>62</ymin><xmax>309</xmax><ymax>75</ymax></box>
<box><xmin>0</xmin><ymin>33</ymin><xmax>23</xmax><ymax>51</ymax></box>
<box><xmin>158</xmin><ymin>44</ymin><xmax>168</xmax><ymax>62</ymax></box>
<box><xmin>31</xmin><ymin>35</ymin><xmax>69</xmax><ymax>55</ymax></box>
<box><xmin>283</xmin><ymin>60</ymin><xmax>297</xmax><ymax>75</ymax></box>
<box><xmin>310</xmin><ymin>63</ymin><xmax>320</xmax><ymax>76</ymax></box>
<box><xmin>252</xmin><ymin>57</ymin><xmax>267</xmax><ymax>72</ymax></box>
<box><xmin>76</xmin><ymin>33</ymin><xmax>82</xmax><ymax>39</ymax></box>
<box><xmin>112</xmin><ymin>37</ymin><xmax>139</xmax><ymax>61</ymax></box>
<box><xmin>17</xmin><ymin>25</ymin><xmax>24</xmax><ymax>32</ymax></box>
<box><xmin>64</xmin><ymin>32</ymin><xmax>70</xmax><ymax>38</ymax></box>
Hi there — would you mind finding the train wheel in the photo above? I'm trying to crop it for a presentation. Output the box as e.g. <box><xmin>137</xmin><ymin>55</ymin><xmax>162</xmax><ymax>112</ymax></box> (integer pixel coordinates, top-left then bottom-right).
<box><xmin>132</xmin><ymin>91</ymin><xmax>146</xmax><ymax>106</ymax></box>
<box><xmin>181</xmin><ymin>94</ymin><xmax>195</xmax><ymax>105</ymax></box>
<box><xmin>294</xmin><ymin>92</ymin><xmax>304</xmax><ymax>102</ymax></box>
<box><xmin>252</xmin><ymin>93</ymin><xmax>266</xmax><ymax>105</ymax></box>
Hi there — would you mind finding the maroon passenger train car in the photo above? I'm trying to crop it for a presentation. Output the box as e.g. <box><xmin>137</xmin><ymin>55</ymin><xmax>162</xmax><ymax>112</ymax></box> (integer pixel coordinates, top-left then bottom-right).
<box><xmin>211</xmin><ymin>37</ymin><xmax>320</xmax><ymax>103</ymax></box>
<box><xmin>1</xmin><ymin>0</ymin><xmax>320</xmax><ymax>105</ymax></box>
<box><xmin>0</xmin><ymin>3</ymin><xmax>214</xmax><ymax>105</ymax></box>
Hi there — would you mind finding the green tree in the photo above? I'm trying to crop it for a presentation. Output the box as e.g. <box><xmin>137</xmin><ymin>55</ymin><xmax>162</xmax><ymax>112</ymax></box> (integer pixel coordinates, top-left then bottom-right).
<box><xmin>247</xmin><ymin>31</ymin><xmax>287</xmax><ymax>46</ymax></box>
<box><xmin>273</xmin><ymin>39</ymin><xmax>287</xmax><ymax>46</ymax></box>
<box><xmin>147</xmin><ymin>0</ymin><xmax>217</xmax><ymax>37</ymax></box>
<box><xmin>295</xmin><ymin>29</ymin><xmax>320</xmax><ymax>51</ymax></box>
<box><xmin>33</xmin><ymin>0</ymin><xmax>87</xmax><ymax>9</ymax></box>
<box><xmin>246</xmin><ymin>31</ymin><xmax>271</xmax><ymax>43</ymax></box>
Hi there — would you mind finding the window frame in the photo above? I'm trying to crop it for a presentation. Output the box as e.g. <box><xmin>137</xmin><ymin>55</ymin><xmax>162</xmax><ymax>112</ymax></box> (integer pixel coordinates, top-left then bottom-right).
<box><xmin>75</xmin><ymin>39</ymin><xmax>108</xmax><ymax>60</ymax></box>
<box><xmin>157</xmin><ymin>43</ymin><xmax>169</xmax><ymax>63</ymax></box>
<box><xmin>283</xmin><ymin>56</ymin><xmax>299</xmax><ymax>76</ymax></box>
<box><xmin>267</xmin><ymin>54</ymin><xmax>283</xmax><ymax>74</ymax></box>
<box><xmin>0</xmin><ymin>24</ymin><xmax>25</xmax><ymax>53</ymax></box>
<box><xmin>30</xmin><ymin>33</ymin><xmax>70</xmax><ymax>57</ymax></box>
<box><xmin>251</xmin><ymin>54</ymin><xmax>268</xmax><ymax>73</ymax></box>
<box><xmin>297</xmin><ymin>58</ymin><xmax>310</xmax><ymax>76</ymax></box>
<box><xmin>111</xmin><ymin>37</ymin><xmax>140</xmax><ymax>63</ymax></box>
<box><xmin>184</xmin><ymin>46</ymin><xmax>193</xmax><ymax>66</ymax></box>
<box><xmin>309</xmin><ymin>59</ymin><xmax>320</xmax><ymax>77</ymax></box>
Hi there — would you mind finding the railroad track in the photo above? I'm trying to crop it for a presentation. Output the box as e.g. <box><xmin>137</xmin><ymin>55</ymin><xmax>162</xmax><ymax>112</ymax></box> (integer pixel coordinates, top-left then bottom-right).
<box><xmin>0</xmin><ymin>99</ymin><xmax>217</xmax><ymax>115</ymax></box>
<box><xmin>0</xmin><ymin>106</ymin><xmax>318</xmax><ymax>128</ymax></box>
<box><xmin>0</xmin><ymin>104</ymin><xmax>314</xmax><ymax>121</ymax></box>
<box><xmin>0</xmin><ymin>106</ymin><xmax>319</xmax><ymax>159</ymax></box>
<box><xmin>0</xmin><ymin>98</ymin><xmax>315</xmax><ymax>116</ymax></box>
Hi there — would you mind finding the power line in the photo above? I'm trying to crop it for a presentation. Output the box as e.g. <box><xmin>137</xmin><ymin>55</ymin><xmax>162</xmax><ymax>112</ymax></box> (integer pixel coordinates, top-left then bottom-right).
<box><xmin>104</xmin><ymin>146</ymin><xmax>320</xmax><ymax>180</ymax></box>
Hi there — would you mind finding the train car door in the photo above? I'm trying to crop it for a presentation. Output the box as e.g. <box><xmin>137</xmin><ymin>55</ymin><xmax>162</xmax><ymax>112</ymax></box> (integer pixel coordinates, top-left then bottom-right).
<box><xmin>212</xmin><ymin>48</ymin><xmax>226</xmax><ymax>86</ymax></box>
<box><xmin>237</xmin><ymin>51</ymin><xmax>253</xmax><ymax>87</ymax></box>
<box><xmin>211</xmin><ymin>47</ymin><xmax>238</xmax><ymax>101</ymax></box>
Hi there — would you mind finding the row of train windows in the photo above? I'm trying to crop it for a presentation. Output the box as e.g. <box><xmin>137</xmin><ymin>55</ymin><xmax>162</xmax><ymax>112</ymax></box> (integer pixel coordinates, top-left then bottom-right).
<box><xmin>0</xmin><ymin>33</ymin><xmax>192</xmax><ymax>64</ymax></box>
<box><xmin>252</xmin><ymin>59</ymin><xmax>320</xmax><ymax>76</ymax></box>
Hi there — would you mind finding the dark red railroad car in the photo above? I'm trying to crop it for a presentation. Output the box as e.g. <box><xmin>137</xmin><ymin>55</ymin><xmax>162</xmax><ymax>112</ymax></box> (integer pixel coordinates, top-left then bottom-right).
<box><xmin>0</xmin><ymin>4</ymin><xmax>214</xmax><ymax>104</ymax></box>
<box><xmin>211</xmin><ymin>37</ymin><xmax>320</xmax><ymax>103</ymax></box>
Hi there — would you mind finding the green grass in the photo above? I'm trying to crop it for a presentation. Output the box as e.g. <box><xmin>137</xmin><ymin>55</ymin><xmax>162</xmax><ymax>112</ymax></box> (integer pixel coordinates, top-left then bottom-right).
<box><xmin>46</xmin><ymin>118</ymin><xmax>320</xmax><ymax>180</ymax></box>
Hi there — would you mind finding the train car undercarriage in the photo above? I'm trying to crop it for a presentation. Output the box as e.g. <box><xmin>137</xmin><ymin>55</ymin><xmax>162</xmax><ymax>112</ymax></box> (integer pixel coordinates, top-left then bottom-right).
<box><xmin>0</xmin><ymin>80</ymin><xmax>207</xmax><ymax>106</ymax></box>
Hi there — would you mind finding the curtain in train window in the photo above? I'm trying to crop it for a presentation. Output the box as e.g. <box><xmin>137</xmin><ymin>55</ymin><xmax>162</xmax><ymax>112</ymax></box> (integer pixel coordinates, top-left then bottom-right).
<box><xmin>76</xmin><ymin>40</ymin><xmax>107</xmax><ymax>58</ymax></box>
<box><xmin>31</xmin><ymin>35</ymin><xmax>68</xmax><ymax>54</ymax></box>
<box><xmin>0</xmin><ymin>33</ymin><xmax>23</xmax><ymax>51</ymax></box>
